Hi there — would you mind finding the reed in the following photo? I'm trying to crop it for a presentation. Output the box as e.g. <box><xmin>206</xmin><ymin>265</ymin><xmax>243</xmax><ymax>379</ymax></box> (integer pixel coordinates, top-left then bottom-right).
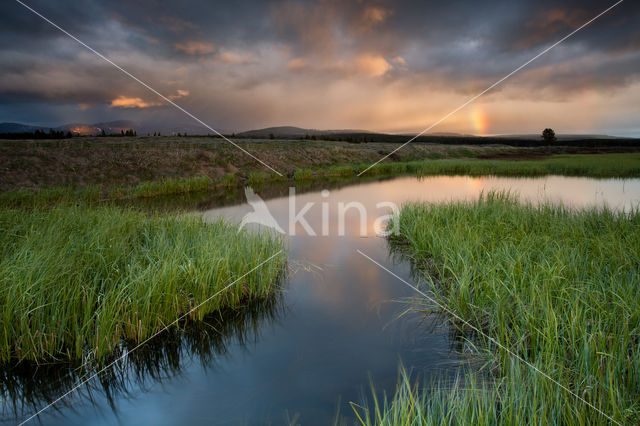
<box><xmin>373</xmin><ymin>193</ymin><xmax>640</xmax><ymax>424</ymax></box>
<box><xmin>325</xmin><ymin>165</ymin><xmax>355</xmax><ymax>177</ymax></box>
<box><xmin>404</xmin><ymin>153</ymin><xmax>640</xmax><ymax>178</ymax></box>
<box><xmin>132</xmin><ymin>175</ymin><xmax>210</xmax><ymax>198</ymax></box>
<box><xmin>293</xmin><ymin>168</ymin><xmax>314</xmax><ymax>181</ymax></box>
<box><xmin>0</xmin><ymin>205</ymin><xmax>286</xmax><ymax>364</ymax></box>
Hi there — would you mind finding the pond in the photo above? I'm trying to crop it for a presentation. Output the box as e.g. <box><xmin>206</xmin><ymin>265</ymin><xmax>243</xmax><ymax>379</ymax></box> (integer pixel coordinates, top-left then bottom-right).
<box><xmin>5</xmin><ymin>175</ymin><xmax>640</xmax><ymax>425</ymax></box>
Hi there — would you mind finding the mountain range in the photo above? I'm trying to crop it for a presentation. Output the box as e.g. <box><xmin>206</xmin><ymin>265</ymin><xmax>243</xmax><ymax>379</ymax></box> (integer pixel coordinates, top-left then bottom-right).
<box><xmin>0</xmin><ymin>121</ymin><xmax>631</xmax><ymax>141</ymax></box>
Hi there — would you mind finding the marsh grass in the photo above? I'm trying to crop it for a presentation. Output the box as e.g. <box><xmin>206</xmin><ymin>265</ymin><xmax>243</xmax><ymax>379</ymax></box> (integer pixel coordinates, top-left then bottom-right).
<box><xmin>293</xmin><ymin>169</ymin><xmax>314</xmax><ymax>181</ymax></box>
<box><xmin>404</xmin><ymin>153</ymin><xmax>640</xmax><ymax>178</ymax></box>
<box><xmin>326</xmin><ymin>165</ymin><xmax>355</xmax><ymax>177</ymax></box>
<box><xmin>2</xmin><ymin>154</ymin><xmax>640</xmax><ymax>209</ymax></box>
<box><xmin>1</xmin><ymin>294</ymin><xmax>284</xmax><ymax>419</ymax></box>
<box><xmin>0</xmin><ymin>186</ymin><xmax>102</xmax><ymax>208</ymax></box>
<box><xmin>375</xmin><ymin>193</ymin><xmax>640</xmax><ymax>424</ymax></box>
<box><xmin>132</xmin><ymin>175</ymin><xmax>210</xmax><ymax>198</ymax></box>
<box><xmin>0</xmin><ymin>205</ymin><xmax>286</xmax><ymax>364</ymax></box>
<box><xmin>222</xmin><ymin>173</ymin><xmax>237</xmax><ymax>187</ymax></box>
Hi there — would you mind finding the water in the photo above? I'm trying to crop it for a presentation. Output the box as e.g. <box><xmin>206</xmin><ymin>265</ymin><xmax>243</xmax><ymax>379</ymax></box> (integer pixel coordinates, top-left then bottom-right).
<box><xmin>4</xmin><ymin>176</ymin><xmax>639</xmax><ymax>425</ymax></box>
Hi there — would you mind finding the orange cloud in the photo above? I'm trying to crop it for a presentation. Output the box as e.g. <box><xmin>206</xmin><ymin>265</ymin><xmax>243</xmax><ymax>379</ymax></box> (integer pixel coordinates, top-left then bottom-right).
<box><xmin>174</xmin><ymin>41</ymin><xmax>215</xmax><ymax>55</ymax></box>
<box><xmin>355</xmin><ymin>54</ymin><xmax>392</xmax><ymax>77</ymax></box>
<box><xmin>286</xmin><ymin>57</ymin><xmax>308</xmax><ymax>71</ymax></box>
<box><xmin>217</xmin><ymin>51</ymin><xmax>251</xmax><ymax>64</ymax></box>
<box><xmin>109</xmin><ymin>96</ymin><xmax>161</xmax><ymax>108</ymax></box>
<box><xmin>168</xmin><ymin>89</ymin><xmax>190</xmax><ymax>100</ymax></box>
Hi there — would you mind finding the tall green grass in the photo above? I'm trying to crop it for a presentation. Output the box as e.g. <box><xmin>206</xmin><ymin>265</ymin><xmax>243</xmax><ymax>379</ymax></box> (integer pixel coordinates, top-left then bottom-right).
<box><xmin>402</xmin><ymin>153</ymin><xmax>640</xmax><ymax>178</ymax></box>
<box><xmin>133</xmin><ymin>175</ymin><xmax>211</xmax><ymax>197</ymax></box>
<box><xmin>293</xmin><ymin>168</ymin><xmax>314</xmax><ymax>181</ymax></box>
<box><xmin>326</xmin><ymin>165</ymin><xmax>355</xmax><ymax>177</ymax></box>
<box><xmin>0</xmin><ymin>186</ymin><xmax>102</xmax><ymax>208</ymax></box>
<box><xmin>0</xmin><ymin>205</ymin><xmax>286</xmax><ymax>364</ymax></box>
<box><xmin>2</xmin><ymin>154</ymin><xmax>639</xmax><ymax>209</ymax></box>
<box><xmin>375</xmin><ymin>194</ymin><xmax>640</xmax><ymax>424</ymax></box>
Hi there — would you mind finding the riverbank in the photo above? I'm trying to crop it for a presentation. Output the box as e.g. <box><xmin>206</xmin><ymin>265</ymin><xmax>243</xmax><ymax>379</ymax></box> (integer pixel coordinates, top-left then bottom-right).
<box><xmin>2</xmin><ymin>136</ymin><xmax>640</xmax><ymax>192</ymax></box>
<box><xmin>367</xmin><ymin>194</ymin><xmax>640</xmax><ymax>424</ymax></box>
<box><xmin>0</xmin><ymin>205</ymin><xmax>286</xmax><ymax>364</ymax></box>
<box><xmin>2</xmin><ymin>147</ymin><xmax>640</xmax><ymax>209</ymax></box>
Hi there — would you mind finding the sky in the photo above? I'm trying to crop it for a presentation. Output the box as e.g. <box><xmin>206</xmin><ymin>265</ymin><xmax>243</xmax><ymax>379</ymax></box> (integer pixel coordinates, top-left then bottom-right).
<box><xmin>1</xmin><ymin>0</ymin><xmax>639</xmax><ymax>136</ymax></box>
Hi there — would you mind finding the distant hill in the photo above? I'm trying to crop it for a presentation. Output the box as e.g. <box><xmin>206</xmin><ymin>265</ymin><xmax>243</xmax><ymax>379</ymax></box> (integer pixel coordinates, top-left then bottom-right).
<box><xmin>237</xmin><ymin>126</ymin><xmax>372</xmax><ymax>138</ymax></box>
<box><xmin>0</xmin><ymin>121</ymin><xmax>139</xmax><ymax>136</ymax></box>
<box><xmin>55</xmin><ymin>120</ymin><xmax>139</xmax><ymax>135</ymax></box>
<box><xmin>0</xmin><ymin>121</ymin><xmax>230</xmax><ymax>136</ymax></box>
<box><xmin>2</xmin><ymin>121</ymin><xmax>636</xmax><ymax>144</ymax></box>
<box><xmin>0</xmin><ymin>122</ymin><xmax>50</xmax><ymax>133</ymax></box>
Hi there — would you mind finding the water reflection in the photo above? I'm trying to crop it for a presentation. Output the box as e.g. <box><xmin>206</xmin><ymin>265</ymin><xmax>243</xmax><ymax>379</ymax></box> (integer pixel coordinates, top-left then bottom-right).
<box><xmin>386</xmin><ymin>240</ymin><xmax>487</xmax><ymax>363</ymax></box>
<box><xmin>3</xmin><ymin>175</ymin><xmax>638</xmax><ymax>425</ymax></box>
<box><xmin>1</xmin><ymin>294</ymin><xmax>284</xmax><ymax>424</ymax></box>
<box><xmin>113</xmin><ymin>175</ymin><xmax>395</xmax><ymax>212</ymax></box>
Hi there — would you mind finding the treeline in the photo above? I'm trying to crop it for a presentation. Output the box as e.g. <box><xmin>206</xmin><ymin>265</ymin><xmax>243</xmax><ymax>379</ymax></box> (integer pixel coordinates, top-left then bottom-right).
<box><xmin>266</xmin><ymin>133</ymin><xmax>640</xmax><ymax>147</ymax></box>
<box><xmin>99</xmin><ymin>129</ymin><xmax>137</xmax><ymax>137</ymax></box>
<box><xmin>0</xmin><ymin>129</ymin><xmax>72</xmax><ymax>140</ymax></box>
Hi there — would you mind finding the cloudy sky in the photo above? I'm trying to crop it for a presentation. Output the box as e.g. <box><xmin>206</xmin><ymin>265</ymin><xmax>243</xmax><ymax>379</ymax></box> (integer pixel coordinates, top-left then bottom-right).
<box><xmin>1</xmin><ymin>0</ymin><xmax>639</xmax><ymax>135</ymax></box>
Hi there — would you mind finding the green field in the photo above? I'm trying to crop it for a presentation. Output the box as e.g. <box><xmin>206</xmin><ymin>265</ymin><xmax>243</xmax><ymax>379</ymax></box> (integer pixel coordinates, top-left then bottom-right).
<box><xmin>0</xmin><ymin>206</ymin><xmax>286</xmax><ymax>364</ymax></box>
<box><xmin>3</xmin><ymin>153</ymin><xmax>640</xmax><ymax>209</ymax></box>
<box><xmin>361</xmin><ymin>194</ymin><xmax>640</xmax><ymax>425</ymax></box>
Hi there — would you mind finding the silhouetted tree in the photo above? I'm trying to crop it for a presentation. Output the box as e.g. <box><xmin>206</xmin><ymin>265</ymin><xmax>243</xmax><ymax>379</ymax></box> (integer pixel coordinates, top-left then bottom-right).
<box><xmin>542</xmin><ymin>128</ymin><xmax>556</xmax><ymax>142</ymax></box>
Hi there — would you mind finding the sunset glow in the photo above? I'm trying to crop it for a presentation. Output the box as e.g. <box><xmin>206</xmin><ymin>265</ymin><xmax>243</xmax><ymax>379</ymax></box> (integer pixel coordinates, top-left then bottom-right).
<box><xmin>0</xmin><ymin>0</ymin><xmax>638</xmax><ymax>136</ymax></box>
<box><xmin>470</xmin><ymin>108</ymin><xmax>490</xmax><ymax>136</ymax></box>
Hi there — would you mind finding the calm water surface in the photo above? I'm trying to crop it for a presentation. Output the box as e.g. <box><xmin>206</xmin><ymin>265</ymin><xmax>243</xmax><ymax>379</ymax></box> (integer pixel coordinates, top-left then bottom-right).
<box><xmin>5</xmin><ymin>176</ymin><xmax>640</xmax><ymax>425</ymax></box>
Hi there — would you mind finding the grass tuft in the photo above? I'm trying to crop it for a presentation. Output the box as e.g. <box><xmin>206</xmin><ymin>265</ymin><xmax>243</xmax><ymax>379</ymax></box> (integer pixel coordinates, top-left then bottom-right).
<box><xmin>0</xmin><ymin>205</ymin><xmax>286</xmax><ymax>364</ymax></box>
<box><xmin>374</xmin><ymin>194</ymin><xmax>640</xmax><ymax>424</ymax></box>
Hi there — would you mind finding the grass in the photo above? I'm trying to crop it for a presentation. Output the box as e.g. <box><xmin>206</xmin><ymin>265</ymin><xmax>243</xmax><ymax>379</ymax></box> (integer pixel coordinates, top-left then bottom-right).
<box><xmin>3</xmin><ymin>153</ymin><xmax>640</xmax><ymax>209</ymax></box>
<box><xmin>222</xmin><ymin>173</ymin><xmax>237</xmax><ymax>187</ymax></box>
<box><xmin>293</xmin><ymin>168</ymin><xmax>314</xmax><ymax>181</ymax></box>
<box><xmin>132</xmin><ymin>175</ymin><xmax>211</xmax><ymax>197</ymax></box>
<box><xmin>0</xmin><ymin>205</ymin><xmax>286</xmax><ymax>364</ymax></box>
<box><xmin>326</xmin><ymin>165</ymin><xmax>356</xmax><ymax>177</ymax></box>
<box><xmin>1</xmin><ymin>295</ymin><xmax>283</xmax><ymax>417</ymax></box>
<box><xmin>371</xmin><ymin>193</ymin><xmax>640</xmax><ymax>424</ymax></box>
<box><xmin>0</xmin><ymin>137</ymin><xmax>525</xmax><ymax>191</ymax></box>
<box><xmin>400</xmin><ymin>153</ymin><xmax>640</xmax><ymax>178</ymax></box>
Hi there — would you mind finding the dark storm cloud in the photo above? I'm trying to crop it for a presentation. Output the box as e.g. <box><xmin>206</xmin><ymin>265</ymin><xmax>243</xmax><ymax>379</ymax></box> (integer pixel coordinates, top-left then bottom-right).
<box><xmin>0</xmin><ymin>0</ymin><xmax>638</xmax><ymax>131</ymax></box>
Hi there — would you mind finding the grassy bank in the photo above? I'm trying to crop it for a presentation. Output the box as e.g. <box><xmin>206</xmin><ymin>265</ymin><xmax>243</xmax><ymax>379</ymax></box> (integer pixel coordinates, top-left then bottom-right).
<box><xmin>2</xmin><ymin>136</ymin><xmax>640</xmax><ymax>192</ymax></box>
<box><xmin>0</xmin><ymin>205</ymin><xmax>286</xmax><ymax>364</ymax></box>
<box><xmin>402</xmin><ymin>153</ymin><xmax>640</xmax><ymax>178</ymax></box>
<box><xmin>3</xmin><ymin>153</ymin><xmax>640</xmax><ymax>209</ymax></box>
<box><xmin>372</xmin><ymin>194</ymin><xmax>640</xmax><ymax>424</ymax></box>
